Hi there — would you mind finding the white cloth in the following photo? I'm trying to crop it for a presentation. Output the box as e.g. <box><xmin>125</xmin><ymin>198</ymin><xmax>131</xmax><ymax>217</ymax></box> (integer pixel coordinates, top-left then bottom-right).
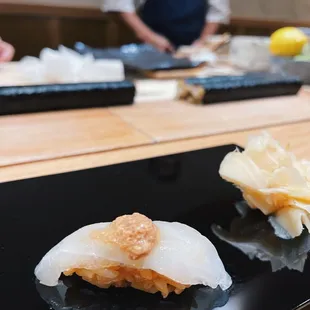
<box><xmin>101</xmin><ymin>0</ymin><xmax>230</xmax><ymax>24</ymax></box>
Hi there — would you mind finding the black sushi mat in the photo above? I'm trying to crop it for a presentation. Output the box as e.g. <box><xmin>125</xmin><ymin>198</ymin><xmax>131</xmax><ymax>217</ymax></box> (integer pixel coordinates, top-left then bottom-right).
<box><xmin>74</xmin><ymin>42</ymin><xmax>204</xmax><ymax>72</ymax></box>
<box><xmin>184</xmin><ymin>73</ymin><xmax>303</xmax><ymax>104</ymax></box>
<box><xmin>1</xmin><ymin>144</ymin><xmax>310</xmax><ymax>310</ymax></box>
<box><xmin>0</xmin><ymin>81</ymin><xmax>135</xmax><ymax>115</ymax></box>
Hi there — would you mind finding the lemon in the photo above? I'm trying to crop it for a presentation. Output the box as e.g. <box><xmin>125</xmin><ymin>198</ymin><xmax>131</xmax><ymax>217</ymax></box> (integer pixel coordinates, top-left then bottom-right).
<box><xmin>270</xmin><ymin>27</ymin><xmax>308</xmax><ymax>57</ymax></box>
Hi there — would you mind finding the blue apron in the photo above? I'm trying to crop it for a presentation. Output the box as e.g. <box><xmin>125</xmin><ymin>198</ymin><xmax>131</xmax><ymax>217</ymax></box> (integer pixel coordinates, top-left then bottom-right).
<box><xmin>141</xmin><ymin>0</ymin><xmax>209</xmax><ymax>47</ymax></box>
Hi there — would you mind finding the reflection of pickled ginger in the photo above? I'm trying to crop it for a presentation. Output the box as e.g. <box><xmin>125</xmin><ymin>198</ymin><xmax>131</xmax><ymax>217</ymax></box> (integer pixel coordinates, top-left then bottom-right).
<box><xmin>212</xmin><ymin>202</ymin><xmax>310</xmax><ymax>272</ymax></box>
<box><xmin>219</xmin><ymin>132</ymin><xmax>310</xmax><ymax>239</ymax></box>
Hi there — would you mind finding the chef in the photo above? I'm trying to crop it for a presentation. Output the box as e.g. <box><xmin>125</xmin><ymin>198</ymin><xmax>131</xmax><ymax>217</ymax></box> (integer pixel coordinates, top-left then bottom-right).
<box><xmin>102</xmin><ymin>0</ymin><xmax>230</xmax><ymax>52</ymax></box>
<box><xmin>0</xmin><ymin>38</ymin><xmax>14</xmax><ymax>62</ymax></box>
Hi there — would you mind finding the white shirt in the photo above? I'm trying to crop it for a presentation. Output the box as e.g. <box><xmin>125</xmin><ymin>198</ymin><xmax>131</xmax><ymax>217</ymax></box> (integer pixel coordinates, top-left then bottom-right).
<box><xmin>101</xmin><ymin>0</ymin><xmax>230</xmax><ymax>24</ymax></box>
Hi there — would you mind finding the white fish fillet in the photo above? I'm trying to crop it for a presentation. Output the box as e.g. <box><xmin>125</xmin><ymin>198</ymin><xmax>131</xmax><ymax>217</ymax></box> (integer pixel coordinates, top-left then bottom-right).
<box><xmin>35</xmin><ymin>221</ymin><xmax>232</xmax><ymax>291</ymax></box>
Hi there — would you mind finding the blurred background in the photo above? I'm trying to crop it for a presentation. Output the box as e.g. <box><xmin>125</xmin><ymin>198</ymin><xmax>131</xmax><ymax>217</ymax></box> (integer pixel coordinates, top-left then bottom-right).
<box><xmin>1</xmin><ymin>0</ymin><xmax>309</xmax><ymax>60</ymax></box>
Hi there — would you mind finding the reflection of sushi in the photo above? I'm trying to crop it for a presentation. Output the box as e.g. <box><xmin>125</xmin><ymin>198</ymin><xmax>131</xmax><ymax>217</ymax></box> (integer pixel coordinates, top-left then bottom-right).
<box><xmin>212</xmin><ymin>201</ymin><xmax>310</xmax><ymax>272</ymax></box>
<box><xmin>36</xmin><ymin>276</ymin><xmax>229</xmax><ymax>310</ymax></box>
<box><xmin>219</xmin><ymin>132</ymin><xmax>310</xmax><ymax>239</ymax></box>
<box><xmin>35</xmin><ymin>213</ymin><xmax>231</xmax><ymax>298</ymax></box>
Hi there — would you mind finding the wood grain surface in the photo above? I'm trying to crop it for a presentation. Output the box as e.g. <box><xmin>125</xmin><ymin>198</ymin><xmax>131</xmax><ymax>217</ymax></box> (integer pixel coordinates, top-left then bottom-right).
<box><xmin>144</xmin><ymin>64</ymin><xmax>208</xmax><ymax>79</ymax></box>
<box><xmin>0</xmin><ymin>62</ymin><xmax>309</xmax><ymax>183</ymax></box>
<box><xmin>0</xmin><ymin>109</ymin><xmax>153</xmax><ymax>167</ymax></box>
<box><xmin>0</xmin><ymin>3</ymin><xmax>309</xmax><ymax>27</ymax></box>
<box><xmin>0</xmin><ymin>91</ymin><xmax>309</xmax><ymax>169</ymax></box>
<box><xmin>110</xmin><ymin>94</ymin><xmax>310</xmax><ymax>142</ymax></box>
<box><xmin>0</xmin><ymin>3</ymin><xmax>104</xmax><ymax>18</ymax></box>
<box><xmin>1</xmin><ymin>120</ymin><xmax>310</xmax><ymax>183</ymax></box>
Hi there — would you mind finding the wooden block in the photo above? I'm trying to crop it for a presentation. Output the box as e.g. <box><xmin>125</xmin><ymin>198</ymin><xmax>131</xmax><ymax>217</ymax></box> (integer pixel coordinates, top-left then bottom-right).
<box><xmin>231</xmin><ymin>0</ymin><xmax>265</xmax><ymax>19</ymax></box>
<box><xmin>295</xmin><ymin>0</ymin><xmax>310</xmax><ymax>22</ymax></box>
<box><xmin>144</xmin><ymin>64</ymin><xmax>208</xmax><ymax>79</ymax></box>
<box><xmin>0</xmin><ymin>15</ymin><xmax>57</xmax><ymax>59</ymax></box>
<box><xmin>59</xmin><ymin>18</ymin><xmax>113</xmax><ymax>49</ymax></box>
<box><xmin>260</xmin><ymin>0</ymin><xmax>296</xmax><ymax>21</ymax></box>
<box><xmin>2</xmin><ymin>0</ymin><xmax>101</xmax><ymax>8</ymax></box>
<box><xmin>110</xmin><ymin>94</ymin><xmax>310</xmax><ymax>142</ymax></box>
<box><xmin>0</xmin><ymin>109</ymin><xmax>153</xmax><ymax>167</ymax></box>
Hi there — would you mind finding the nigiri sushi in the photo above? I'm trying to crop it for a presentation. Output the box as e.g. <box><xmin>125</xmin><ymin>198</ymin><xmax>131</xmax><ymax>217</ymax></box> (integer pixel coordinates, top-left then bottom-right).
<box><xmin>35</xmin><ymin>213</ymin><xmax>232</xmax><ymax>298</ymax></box>
<box><xmin>219</xmin><ymin>132</ymin><xmax>310</xmax><ymax>239</ymax></box>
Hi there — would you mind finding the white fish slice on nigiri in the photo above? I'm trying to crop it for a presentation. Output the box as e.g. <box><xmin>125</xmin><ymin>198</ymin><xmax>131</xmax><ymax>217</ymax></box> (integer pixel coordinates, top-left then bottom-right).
<box><xmin>35</xmin><ymin>213</ymin><xmax>232</xmax><ymax>298</ymax></box>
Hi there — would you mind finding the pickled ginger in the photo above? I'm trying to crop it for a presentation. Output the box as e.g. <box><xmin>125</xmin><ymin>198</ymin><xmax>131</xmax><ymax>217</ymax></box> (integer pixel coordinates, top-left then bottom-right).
<box><xmin>219</xmin><ymin>132</ymin><xmax>310</xmax><ymax>239</ymax></box>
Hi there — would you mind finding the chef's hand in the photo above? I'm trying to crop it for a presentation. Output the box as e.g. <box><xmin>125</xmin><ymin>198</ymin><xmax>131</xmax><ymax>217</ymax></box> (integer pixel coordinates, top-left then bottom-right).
<box><xmin>146</xmin><ymin>33</ymin><xmax>175</xmax><ymax>53</ymax></box>
<box><xmin>192</xmin><ymin>22</ymin><xmax>220</xmax><ymax>48</ymax></box>
<box><xmin>192</xmin><ymin>39</ymin><xmax>205</xmax><ymax>47</ymax></box>
<box><xmin>117</xmin><ymin>12</ymin><xmax>174</xmax><ymax>53</ymax></box>
<box><xmin>0</xmin><ymin>39</ymin><xmax>15</xmax><ymax>62</ymax></box>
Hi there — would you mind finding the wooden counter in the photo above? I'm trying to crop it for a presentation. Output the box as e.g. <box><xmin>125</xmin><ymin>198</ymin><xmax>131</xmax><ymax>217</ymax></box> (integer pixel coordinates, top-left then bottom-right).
<box><xmin>0</xmin><ymin>88</ymin><xmax>310</xmax><ymax>183</ymax></box>
<box><xmin>0</xmin><ymin>3</ymin><xmax>309</xmax><ymax>184</ymax></box>
<box><xmin>1</xmin><ymin>120</ymin><xmax>310</xmax><ymax>184</ymax></box>
<box><xmin>1</xmin><ymin>91</ymin><xmax>309</xmax><ymax>167</ymax></box>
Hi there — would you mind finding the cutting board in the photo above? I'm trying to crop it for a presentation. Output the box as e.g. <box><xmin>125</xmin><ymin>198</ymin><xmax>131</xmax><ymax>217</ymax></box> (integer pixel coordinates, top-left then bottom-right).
<box><xmin>143</xmin><ymin>63</ymin><xmax>207</xmax><ymax>79</ymax></box>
